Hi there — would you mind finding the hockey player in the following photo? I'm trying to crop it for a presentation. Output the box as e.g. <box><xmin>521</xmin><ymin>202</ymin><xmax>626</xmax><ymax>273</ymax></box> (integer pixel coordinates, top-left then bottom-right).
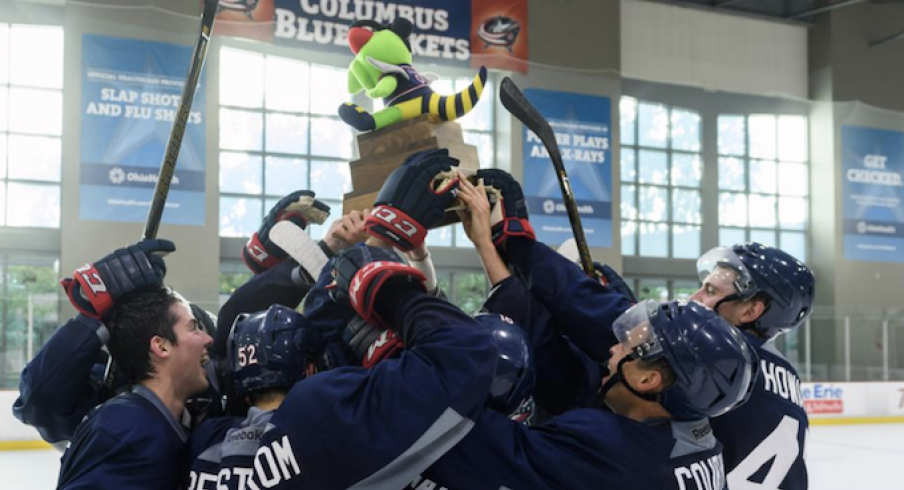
<box><xmin>217</xmin><ymin>190</ymin><xmax>331</xmax><ymax>356</ymax></box>
<box><xmin>13</xmin><ymin>300</ymin><xmax>217</xmax><ymax>448</ymax></box>
<box><xmin>691</xmin><ymin>244</ymin><xmax>814</xmax><ymax>490</ymax></box>
<box><xmin>53</xmin><ymin>240</ymin><xmax>213</xmax><ymax>490</ymax></box>
<box><xmin>352</xmin><ymin>156</ymin><xmax>756</xmax><ymax>490</ymax></box>
<box><xmin>187</xmin><ymin>296</ymin><xmax>534</xmax><ymax>490</ymax></box>
<box><xmin>199</xmin><ymin>243</ymin><xmax>497</xmax><ymax>489</ymax></box>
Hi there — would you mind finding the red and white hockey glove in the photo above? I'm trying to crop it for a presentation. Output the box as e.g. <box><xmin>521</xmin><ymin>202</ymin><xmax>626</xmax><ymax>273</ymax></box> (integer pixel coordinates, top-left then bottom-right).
<box><xmin>364</xmin><ymin>149</ymin><xmax>460</xmax><ymax>252</ymax></box>
<box><xmin>329</xmin><ymin>244</ymin><xmax>426</xmax><ymax>329</ymax></box>
<box><xmin>61</xmin><ymin>239</ymin><xmax>175</xmax><ymax>319</ymax></box>
<box><xmin>344</xmin><ymin>315</ymin><xmax>405</xmax><ymax>368</ymax></box>
<box><xmin>243</xmin><ymin>190</ymin><xmax>331</xmax><ymax>273</ymax></box>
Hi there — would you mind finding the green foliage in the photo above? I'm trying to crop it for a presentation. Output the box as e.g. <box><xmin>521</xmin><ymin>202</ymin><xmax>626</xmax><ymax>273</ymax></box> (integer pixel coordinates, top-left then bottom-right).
<box><xmin>219</xmin><ymin>271</ymin><xmax>253</xmax><ymax>296</ymax></box>
<box><xmin>454</xmin><ymin>273</ymin><xmax>488</xmax><ymax>316</ymax></box>
<box><xmin>1</xmin><ymin>263</ymin><xmax>61</xmax><ymax>388</ymax></box>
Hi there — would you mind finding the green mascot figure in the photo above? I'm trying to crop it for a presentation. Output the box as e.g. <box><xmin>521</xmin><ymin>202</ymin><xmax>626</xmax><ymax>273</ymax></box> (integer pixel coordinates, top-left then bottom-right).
<box><xmin>338</xmin><ymin>18</ymin><xmax>488</xmax><ymax>132</ymax></box>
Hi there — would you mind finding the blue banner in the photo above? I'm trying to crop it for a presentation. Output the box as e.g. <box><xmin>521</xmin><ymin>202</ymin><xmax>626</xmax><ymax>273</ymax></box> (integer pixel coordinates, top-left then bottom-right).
<box><xmin>842</xmin><ymin>125</ymin><xmax>904</xmax><ymax>263</ymax></box>
<box><xmin>522</xmin><ymin>89</ymin><xmax>612</xmax><ymax>248</ymax></box>
<box><xmin>80</xmin><ymin>34</ymin><xmax>206</xmax><ymax>225</ymax></box>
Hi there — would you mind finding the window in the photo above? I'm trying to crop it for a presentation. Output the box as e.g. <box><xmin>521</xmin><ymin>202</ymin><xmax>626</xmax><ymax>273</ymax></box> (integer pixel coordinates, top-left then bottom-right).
<box><xmin>717</xmin><ymin>114</ymin><xmax>809</xmax><ymax>261</ymax></box>
<box><xmin>626</xmin><ymin>277</ymin><xmax>700</xmax><ymax>304</ymax></box>
<box><xmin>218</xmin><ymin>47</ymin><xmax>353</xmax><ymax>240</ymax></box>
<box><xmin>0</xmin><ymin>255</ymin><xmax>61</xmax><ymax>388</ymax></box>
<box><xmin>620</xmin><ymin>97</ymin><xmax>702</xmax><ymax>258</ymax></box>
<box><xmin>0</xmin><ymin>24</ymin><xmax>64</xmax><ymax>228</ymax></box>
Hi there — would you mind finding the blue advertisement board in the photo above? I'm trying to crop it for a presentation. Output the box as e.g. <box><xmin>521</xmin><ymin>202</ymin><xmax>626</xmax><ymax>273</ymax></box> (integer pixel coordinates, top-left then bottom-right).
<box><xmin>842</xmin><ymin>125</ymin><xmax>904</xmax><ymax>263</ymax></box>
<box><xmin>522</xmin><ymin>89</ymin><xmax>612</xmax><ymax>247</ymax></box>
<box><xmin>80</xmin><ymin>34</ymin><xmax>206</xmax><ymax>225</ymax></box>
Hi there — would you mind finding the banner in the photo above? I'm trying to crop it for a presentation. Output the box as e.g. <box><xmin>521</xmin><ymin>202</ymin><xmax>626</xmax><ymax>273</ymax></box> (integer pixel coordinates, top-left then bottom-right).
<box><xmin>219</xmin><ymin>0</ymin><xmax>528</xmax><ymax>73</ymax></box>
<box><xmin>841</xmin><ymin>125</ymin><xmax>904</xmax><ymax>263</ymax></box>
<box><xmin>522</xmin><ymin>89</ymin><xmax>612</xmax><ymax>248</ymax></box>
<box><xmin>80</xmin><ymin>34</ymin><xmax>206</xmax><ymax>225</ymax></box>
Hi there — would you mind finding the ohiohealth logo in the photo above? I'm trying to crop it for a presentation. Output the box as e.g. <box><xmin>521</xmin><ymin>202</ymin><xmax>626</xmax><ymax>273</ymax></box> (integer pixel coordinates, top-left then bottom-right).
<box><xmin>108</xmin><ymin>167</ymin><xmax>126</xmax><ymax>185</ymax></box>
<box><xmin>857</xmin><ymin>221</ymin><xmax>868</xmax><ymax>234</ymax></box>
<box><xmin>543</xmin><ymin>200</ymin><xmax>555</xmax><ymax>214</ymax></box>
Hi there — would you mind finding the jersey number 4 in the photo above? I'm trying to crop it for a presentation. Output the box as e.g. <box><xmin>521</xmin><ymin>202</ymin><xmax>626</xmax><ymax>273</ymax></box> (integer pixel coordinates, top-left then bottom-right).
<box><xmin>728</xmin><ymin>416</ymin><xmax>807</xmax><ymax>490</ymax></box>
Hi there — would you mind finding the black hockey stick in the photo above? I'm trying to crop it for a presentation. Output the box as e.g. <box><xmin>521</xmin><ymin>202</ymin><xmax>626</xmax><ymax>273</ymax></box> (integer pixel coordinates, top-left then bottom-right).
<box><xmin>143</xmin><ymin>0</ymin><xmax>219</xmax><ymax>240</ymax></box>
<box><xmin>499</xmin><ymin>77</ymin><xmax>599</xmax><ymax>278</ymax></box>
<box><xmin>103</xmin><ymin>0</ymin><xmax>219</xmax><ymax>397</ymax></box>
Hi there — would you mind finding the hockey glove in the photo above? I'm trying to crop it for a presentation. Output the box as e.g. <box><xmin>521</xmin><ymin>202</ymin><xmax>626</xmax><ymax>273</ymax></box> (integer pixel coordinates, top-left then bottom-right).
<box><xmin>595</xmin><ymin>263</ymin><xmax>638</xmax><ymax>304</ymax></box>
<box><xmin>243</xmin><ymin>190</ymin><xmax>331</xmax><ymax>273</ymax></box>
<box><xmin>61</xmin><ymin>239</ymin><xmax>175</xmax><ymax>319</ymax></box>
<box><xmin>364</xmin><ymin>149</ymin><xmax>460</xmax><ymax>251</ymax></box>
<box><xmin>344</xmin><ymin>315</ymin><xmax>404</xmax><ymax>368</ymax></box>
<box><xmin>329</xmin><ymin>244</ymin><xmax>426</xmax><ymax>329</ymax></box>
<box><xmin>476</xmin><ymin>169</ymin><xmax>536</xmax><ymax>246</ymax></box>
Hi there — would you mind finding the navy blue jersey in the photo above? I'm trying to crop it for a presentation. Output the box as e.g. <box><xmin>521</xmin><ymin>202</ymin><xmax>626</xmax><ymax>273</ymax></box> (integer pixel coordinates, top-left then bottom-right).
<box><xmin>13</xmin><ymin>315</ymin><xmax>112</xmax><ymax>444</ymax></box>
<box><xmin>58</xmin><ymin>385</ymin><xmax>189</xmax><ymax>490</ymax></box>
<box><xmin>384</xmin><ymin>65</ymin><xmax>431</xmax><ymax>106</ymax></box>
<box><xmin>711</xmin><ymin>332</ymin><xmax>808</xmax><ymax>490</ymax></box>
<box><xmin>418</xmin><ymin>408</ymin><xmax>726</xmax><ymax>490</ymax></box>
<box><xmin>483</xmin><ymin>276</ymin><xmax>600</xmax><ymax>414</ymax></box>
<box><xmin>216</xmin><ymin>258</ymin><xmax>312</xmax><ymax>358</ymax></box>
<box><xmin>506</xmin><ymin>238</ymin><xmax>633</xmax><ymax>362</ymax></box>
<box><xmin>235</xmin><ymin>291</ymin><xmax>495</xmax><ymax>490</ymax></box>
<box><xmin>187</xmin><ymin>410</ymin><xmax>271</xmax><ymax>490</ymax></box>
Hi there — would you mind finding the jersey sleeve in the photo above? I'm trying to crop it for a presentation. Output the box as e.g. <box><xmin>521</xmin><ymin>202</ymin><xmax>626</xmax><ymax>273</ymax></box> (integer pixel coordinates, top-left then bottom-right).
<box><xmin>420</xmin><ymin>409</ymin><xmax>662</xmax><ymax>490</ymax></box>
<box><xmin>256</xmin><ymin>292</ymin><xmax>498</xmax><ymax>490</ymax></box>
<box><xmin>506</xmin><ymin>238</ymin><xmax>632</xmax><ymax>361</ymax></box>
<box><xmin>215</xmin><ymin>257</ymin><xmax>312</xmax><ymax>358</ymax></box>
<box><xmin>13</xmin><ymin>315</ymin><xmax>108</xmax><ymax>444</ymax></box>
<box><xmin>482</xmin><ymin>276</ymin><xmax>601</xmax><ymax>414</ymax></box>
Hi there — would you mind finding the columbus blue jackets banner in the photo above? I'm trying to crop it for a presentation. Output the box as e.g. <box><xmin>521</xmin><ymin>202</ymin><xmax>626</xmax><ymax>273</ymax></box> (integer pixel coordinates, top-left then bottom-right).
<box><xmin>842</xmin><ymin>125</ymin><xmax>904</xmax><ymax>263</ymax></box>
<box><xmin>218</xmin><ymin>0</ymin><xmax>529</xmax><ymax>73</ymax></box>
<box><xmin>80</xmin><ymin>34</ymin><xmax>206</xmax><ymax>225</ymax></box>
<box><xmin>522</xmin><ymin>89</ymin><xmax>612</xmax><ymax>248</ymax></box>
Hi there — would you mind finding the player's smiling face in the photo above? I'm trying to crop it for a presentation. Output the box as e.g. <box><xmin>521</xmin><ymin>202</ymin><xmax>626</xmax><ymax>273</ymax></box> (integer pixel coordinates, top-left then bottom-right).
<box><xmin>167</xmin><ymin>300</ymin><xmax>213</xmax><ymax>399</ymax></box>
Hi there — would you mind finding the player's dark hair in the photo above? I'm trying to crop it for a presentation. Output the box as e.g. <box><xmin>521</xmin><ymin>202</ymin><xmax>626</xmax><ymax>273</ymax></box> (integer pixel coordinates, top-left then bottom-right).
<box><xmin>248</xmin><ymin>387</ymin><xmax>290</xmax><ymax>407</ymax></box>
<box><xmin>105</xmin><ymin>287</ymin><xmax>180</xmax><ymax>385</ymax></box>
<box><xmin>638</xmin><ymin>357</ymin><xmax>677</xmax><ymax>390</ymax></box>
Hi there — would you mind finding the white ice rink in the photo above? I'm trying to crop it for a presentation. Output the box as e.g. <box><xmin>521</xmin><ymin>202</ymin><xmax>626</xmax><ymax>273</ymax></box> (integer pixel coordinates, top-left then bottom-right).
<box><xmin>1</xmin><ymin>423</ymin><xmax>902</xmax><ymax>489</ymax></box>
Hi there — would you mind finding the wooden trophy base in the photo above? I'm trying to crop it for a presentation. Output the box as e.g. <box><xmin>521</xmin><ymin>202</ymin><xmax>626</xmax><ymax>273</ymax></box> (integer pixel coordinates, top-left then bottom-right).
<box><xmin>343</xmin><ymin>114</ymin><xmax>481</xmax><ymax>226</ymax></box>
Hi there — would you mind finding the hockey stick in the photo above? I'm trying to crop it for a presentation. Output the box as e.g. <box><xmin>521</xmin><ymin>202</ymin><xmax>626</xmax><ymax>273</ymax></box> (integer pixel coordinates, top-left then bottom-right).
<box><xmin>499</xmin><ymin>77</ymin><xmax>599</xmax><ymax>278</ymax></box>
<box><xmin>103</xmin><ymin>0</ymin><xmax>219</xmax><ymax>397</ymax></box>
<box><xmin>269</xmin><ymin>221</ymin><xmax>330</xmax><ymax>280</ymax></box>
<box><xmin>143</xmin><ymin>0</ymin><xmax>219</xmax><ymax>240</ymax></box>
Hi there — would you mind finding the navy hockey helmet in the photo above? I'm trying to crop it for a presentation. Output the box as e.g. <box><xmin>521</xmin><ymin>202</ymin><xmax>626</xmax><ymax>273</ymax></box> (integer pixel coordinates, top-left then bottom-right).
<box><xmin>474</xmin><ymin>313</ymin><xmax>536</xmax><ymax>417</ymax></box>
<box><xmin>610</xmin><ymin>300</ymin><xmax>758</xmax><ymax>420</ymax></box>
<box><xmin>696</xmin><ymin>243</ymin><xmax>814</xmax><ymax>339</ymax></box>
<box><xmin>228</xmin><ymin>305</ymin><xmax>313</xmax><ymax>396</ymax></box>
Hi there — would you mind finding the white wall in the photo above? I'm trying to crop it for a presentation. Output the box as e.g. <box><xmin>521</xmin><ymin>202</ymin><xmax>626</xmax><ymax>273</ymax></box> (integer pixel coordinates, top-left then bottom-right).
<box><xmin>0</xmin><ymin>391</ymin><xmax>44</xmax><ymax>441</ymax></box>
<box><xmin>621</xmin><ymin>0</ymin><xmax>808</xmax><ymax>99</ymax></box>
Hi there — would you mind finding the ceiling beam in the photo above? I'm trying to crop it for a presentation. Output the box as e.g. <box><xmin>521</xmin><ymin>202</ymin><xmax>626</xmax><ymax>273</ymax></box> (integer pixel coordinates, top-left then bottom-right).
<box><xmin>639</xmin><ymin>0</ymin><xmax>811</xmax><ymax>26</ymax></box>
<box><xmin>787</xmin><ymin>0</ymin><xmax>869</xmax><ymax>20</ymax></box>
<box><xmin>870</xmin><ymin>28</ymin><xmax>904</xmax><ymax>49</ymax></box>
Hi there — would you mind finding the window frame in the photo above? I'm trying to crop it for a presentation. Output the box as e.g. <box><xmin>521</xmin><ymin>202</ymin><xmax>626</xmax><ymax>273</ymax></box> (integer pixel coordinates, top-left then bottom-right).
<box><xmin>0</xmin><ymin>22</ymin><xmax>64</xmax><ymax>229</ymax></box>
